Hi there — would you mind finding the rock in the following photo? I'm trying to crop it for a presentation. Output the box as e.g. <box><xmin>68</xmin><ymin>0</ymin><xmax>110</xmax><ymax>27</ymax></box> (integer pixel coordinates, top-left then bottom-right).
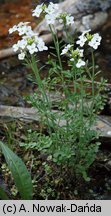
<box><xmin>35</xmin><ymin>0</ymin><xmax>111</xmax><ymax>36</ymax></box>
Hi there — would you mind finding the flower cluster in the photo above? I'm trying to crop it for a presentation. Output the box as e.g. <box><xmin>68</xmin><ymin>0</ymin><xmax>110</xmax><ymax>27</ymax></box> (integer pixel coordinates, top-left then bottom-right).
<box><xmin>32</xmin><ymin>2</ymin><xmax>59</xmax><ymax>25</ymax></box>
<box><xmin>61</xmin><ymin>45</ymin><xmax>85</xmax><ymax>68</ymax></box>
<box><xmin>76</xmin><ymin>30</ymin><xmax>102</xmax><ymax>50</ymax></box>
<box><xmin>9</xmin><ymin>22</ymin><xmax>48</xmax><ymax>60</ymax></box>
<box><xmin>58</xmin><ymin>13</ymin><xmax>74</xmax><ymax>26</ymax></box>
<box><xmin>70</xmin><ymin>48</ymin><xmax>85</xmax><ymax>68</ymax></box>
<box><xmin>9</xmin><ymin>22</ymin><xmax>32</xmax><ymax>36</ymax></box>
<box><xmin>61</xmin><ymin>30</ymin><xmax>102</xmax><ymax>68</ymax></box>
<box><xmin>88</xmin><ymin>33</ymin><xmax>102</xmax><ymax>49</ymax></box>
<box><xmin>32</xmin><ymin>2</ymin><xmax>74</xmax><ymax>26</ymax></box>
<box><xmin>9</xmin><ymin>2</ymin><xmax>101</xmax><ymax>65</ymax></box>
<box><xmin>61</xmin><ymin>44</ymin><xmax>72</xmax><ymax>55</ymax></box>
<box><xmin>32</xmin><ymin>3</ymin><xmax>43</xmax><ymax>17</ymax></box>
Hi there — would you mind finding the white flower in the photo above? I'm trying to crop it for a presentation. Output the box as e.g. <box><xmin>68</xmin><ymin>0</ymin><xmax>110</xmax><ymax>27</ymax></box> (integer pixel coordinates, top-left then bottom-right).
<box><xmin>17</xmin><ymin>22</ymin><xmax>30</xmax><ymax>27</ymax></box>
<box><xmin>82</xmin><ymin>29</ymin><xmax>91</xmax><ymax>35</ymax></box>
<box><xmin>13</xmin><ymin>39</ymin><xmax>27</xmax><ymax>52</ymax></box>
<box><xmin>27</xmin><ymin>43</ymin><xmax>38</xmax><ymax>54</ymax></box>
<box><xmin>76</xmin><ymin>35</ymin><xmax>87</xmax><ymax>47</ymax></box>
<box><xmin>18</xmin><ymin>52</ymin><xmax>25</xmax><ymax>60</ymax></box>
<box><xmin>25</xmin><ymin>30</ymin><xmax>35</xmax><ymax>37</ymax></box>
<box><xmin>17</xmin><ymin>39</ymin><xmax>27</xmax><ymax>49</ymax></box>
<box><xmin>70</xmin><ymin>58</ymin><xmax>74</xmax><ymax>61</ymax></box>
<box><xmin>45</xmin><ymin>13</ymin><xmax>57</xmax><ymax>25</ymax></box>
<box><xmin>9</xmin><ymin>22</ymin><xmax>48</xmax><ymax>59</ymax></box>
<box><xmin>76</xmin><ymin>30</ymin><xmax>91</xmax><ymax>47</ymax></box>
<box><xmin>45</xmin><ymin>2</ymin><xmax>58</xmax><ymax>14</ymax></box>
<box><xmin>67</xmin><ymin>44</ymin><xmax>72</xmax><ymax>49</ymax></box>
<box><xmin>76</xmin><ymin>59</ymin><xmax>85</xmax><ymax>68</ymax></box>
<box><xmin>24</xmin><ymin>26</ymin><xmax>33</xmax><ymax>36</ymax></box>
<box><xmin>69</xmin><ymin>48</ymin><xmax>84</xmax><ymax>62</ymax></box>
<box><xmin>59</xmin><ymin>18</ymin><xmax>63</xmax><ymax>24</ymax></box>
<box><xmin>12</xmin><ymin>44</ymin><xmax>19</xmax><ymax>52</ymax></box>
<box><xmin>49</xmin><ymin>2</ymin><xmax>58</xmax><ymax>9</ymax></box>
<box><xmin>18</xmin><ymin>27</ymin><xmax>26</xmax><ymax>36</ymax></box>
<box><xmin>76</xmin><ymin>48</ymin><xmax>84</xmax><ymax>57</ymax></box>
<box><xmin>9</xmin><ymin>25</ymin><xmax>17</xmax><ymax>34</ymax></box>
<box><xmin>9</xmin><ymin>22</ymin><xmax>32</xmax><ymax>35</ymax></box>
<box><xmin>32</xmin><ymin>4</ymin><xmax>43</xmax><ymax>17</ymax></box>
<box><xmin>66</xmin><ymin>15</ymin><xmax>74</xmax><ymax>25</ymax></box>
<box><xmin>61</xmin><ymin>48</ymin><xmax>68</xmax><ymax>55</ymax></box>
<box><xmin>88</xmin><ymin>33</ymin><xmax>102</xmax><ymax>49</ymax></box>
<box><xmin>18</xmin><ymin>25</ymin><xmax>32</xmax><ymax>36</ymax></box>
<box><xmin>61</xmin><ymin>44</ymin><xmax>72</xmax><ymax>55</ymax></box>
<box><xmin>76</xmin><ymin>30</ymin><xmax>101</xmax><ymax>50</ymax></box>
<box><xmin>37</xmin><ymin>41</ymin><xmax>48</xmax><ymax>51</ymax></box>
<box><xmin>34</xmin><ymin>36</ymin><xmax>42</xmax><ymax>44</ymax></box>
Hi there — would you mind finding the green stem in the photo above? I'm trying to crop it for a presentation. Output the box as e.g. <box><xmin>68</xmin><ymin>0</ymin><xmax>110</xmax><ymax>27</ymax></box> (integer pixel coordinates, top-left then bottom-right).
<box><xmin>80</xmin><ymin>71</ymin><xmax>84</xmax><ymax>136</ymax></box>
<box><xmin>64</xmin><ymin>23</ymin><xmax>72</xmax><ymax>44</ymax></box>
<box><xmin>91</xmin><ymin>50</ymin><xmax>95</xmax><ymax>101</ymax></box>
<box><xmin>29</xmin><ymin>55</ymin><xmax>54</xmax><ymax>136</ymax></box>
<box><xmin>91</xmin><ymin>50</ymin><xmax>95</xmax><ymax>119</ymax></box>
<box><xmin>49</xmin><ymin>25</ymin><xmax>63</xmax><ymax>70</ymax></box>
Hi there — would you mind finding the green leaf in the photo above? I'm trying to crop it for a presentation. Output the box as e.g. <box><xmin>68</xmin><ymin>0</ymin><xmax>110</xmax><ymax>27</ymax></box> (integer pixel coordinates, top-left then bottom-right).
<box><xmin>0</xmin><ymin>142</ymin><xmax>33</xmax><ymax>199</ymax></box>
<box><xmin>0</xmin><ymin>187</ymin><xmax>9</xmax><ymax>200</ymax></box>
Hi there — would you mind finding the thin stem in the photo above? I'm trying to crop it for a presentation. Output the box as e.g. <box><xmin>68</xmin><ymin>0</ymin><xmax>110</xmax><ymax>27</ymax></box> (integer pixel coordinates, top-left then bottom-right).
<box><xmin>29</xmin><ymin>55</ymin><xmax>54</xmax><ymax>136</ymax></box>
<box><xmin>64</xmin><ymin>23</ymin><xmax>73</xmax><ymax>44</ymax></box>
<box><xmin>91</xmin><ymin>50</ymin><xmax>95</xmax><ymax>119</ymax></box>
<box><xmin>80</xmin><ymin>71</ymin><xmax>84</xmax><ymax>136</ymax></box>
<box><xmin>49</xmin><ymin>25</ymin><xmax>72</xmax><ymax>136</ymax></box>
<box><xmin>91</xmin><ymin>50</ymin><xmax>95</xmax><ymax>101</ymax></box>
<box><xmin>49</xmin><ymin>25</ymin><xmax>63</xmax><ymax>70</ymax></box>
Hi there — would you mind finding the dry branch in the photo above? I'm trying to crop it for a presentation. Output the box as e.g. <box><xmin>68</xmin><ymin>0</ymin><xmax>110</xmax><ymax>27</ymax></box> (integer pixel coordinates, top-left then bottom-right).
<box><xmin>0</xmin><ymin>105</ymin><xmax>111</xmax><ymax>139</ymax></box>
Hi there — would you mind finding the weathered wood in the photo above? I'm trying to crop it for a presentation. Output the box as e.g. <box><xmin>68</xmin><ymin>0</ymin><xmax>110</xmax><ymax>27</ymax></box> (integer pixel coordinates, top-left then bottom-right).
<box><xmin>0</xmin><ymin>105</ymin><xmax>39</xmax><ymax>121</ymax></box>
<box><xmin>0</xmin><ymin>0</ymin><xmax>111</xmax><ymax>59</ymax></box>
<box><xmin>0</xmin><ymin>48</ymin><xmax>18</xmax><ymax>59</ymax></box>
<box><xmin>0</xmin><ymin>105</ymin><xmax>111</xmax><ymax>139</ymax></box>
<box><xmin>95</xmin><ymin>115</ymin><xmax>111</xmax><ymax>138</ymax></box>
